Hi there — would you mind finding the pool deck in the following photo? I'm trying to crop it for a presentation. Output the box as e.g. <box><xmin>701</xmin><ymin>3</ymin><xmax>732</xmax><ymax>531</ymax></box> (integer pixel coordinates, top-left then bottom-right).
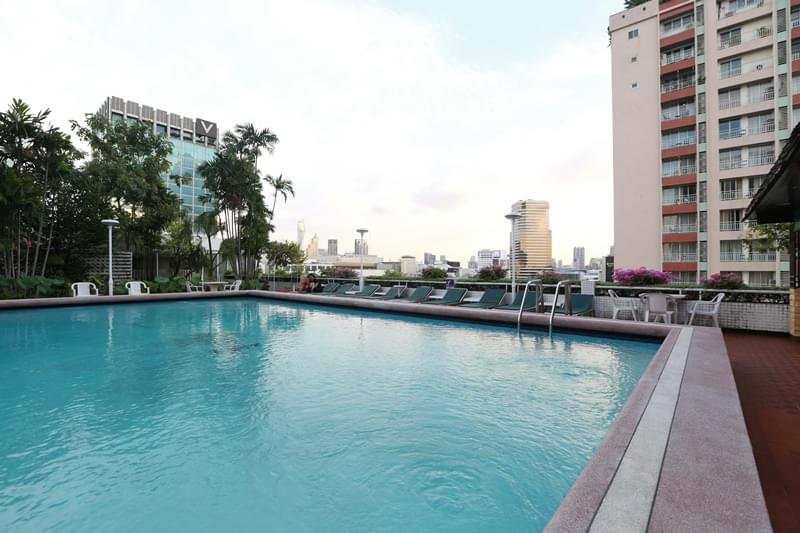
<box><xmin>0</xmin><ymin>290</ymin><xmax>773</xmax><ymax>532</ymax></box>
<box><xmin>725</xmin><ymin>331</ymin><xmax>800</xmax><ymax>533</ymax></box>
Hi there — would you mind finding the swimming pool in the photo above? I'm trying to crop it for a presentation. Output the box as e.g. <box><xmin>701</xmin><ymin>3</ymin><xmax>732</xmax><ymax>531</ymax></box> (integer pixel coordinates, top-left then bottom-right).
<box><xmin>0</xmin><ymin>298</ymin><xmax>658</xmax><ymax>531</ymax></box>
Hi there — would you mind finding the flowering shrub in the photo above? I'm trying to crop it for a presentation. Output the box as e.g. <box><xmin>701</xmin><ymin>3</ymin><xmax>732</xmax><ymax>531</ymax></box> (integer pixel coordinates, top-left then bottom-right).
<box><xmin>701</xmin><ymin>273</ymin><xmax>745</xmax><ymax>290</ymax></box>
<box><xmin>613</xmin><ymin>267</ymin><xmax>672</xmax><ymax>286</ymax></box>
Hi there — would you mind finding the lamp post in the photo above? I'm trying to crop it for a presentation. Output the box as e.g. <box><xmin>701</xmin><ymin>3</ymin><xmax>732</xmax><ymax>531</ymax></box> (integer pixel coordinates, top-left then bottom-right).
<box><xmin>505</xmin><ymin>212</ymin><xmax>521</xmax><ymax>298</ymax></box>
<box><xmin>101</xmin><ymin>219</ymin><xmax>119</xmax><ymax>296</ymax></box>
<box><xmin>356</xmin><ymin>228</ymin><xmax>368</xmax><ymax>291</ymax></box>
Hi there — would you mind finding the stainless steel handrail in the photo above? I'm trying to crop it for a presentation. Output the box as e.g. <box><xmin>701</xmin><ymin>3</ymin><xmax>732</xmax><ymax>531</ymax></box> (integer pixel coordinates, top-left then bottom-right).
<box><xmin>517</xmin><ymin>280</ymin><xmax>539</xmax><ymax>330</ymax></box>
<box><xmin>548</xmin><ymin>281</ymin><xmax>571</xmax><ymax>336</ymax></box>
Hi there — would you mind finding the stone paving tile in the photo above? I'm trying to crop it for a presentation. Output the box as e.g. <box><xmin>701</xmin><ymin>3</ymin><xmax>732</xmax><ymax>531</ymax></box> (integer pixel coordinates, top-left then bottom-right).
<box><xmin>725</xmin><ymin>330</ymin><xmax>800</xmax><ymax>533</ymax></box>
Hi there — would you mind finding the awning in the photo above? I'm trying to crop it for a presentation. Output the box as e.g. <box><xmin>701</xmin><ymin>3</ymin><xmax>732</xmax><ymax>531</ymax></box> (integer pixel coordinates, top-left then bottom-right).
<box><xmin>744</xmin><ymin>122</ymin><xmax>800</xmax><ymax>224</ymax></box>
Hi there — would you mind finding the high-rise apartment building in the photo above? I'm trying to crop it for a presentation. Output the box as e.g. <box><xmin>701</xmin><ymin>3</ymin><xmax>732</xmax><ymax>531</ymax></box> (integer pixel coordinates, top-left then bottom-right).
<box><xmin>423</xmin><ymin>252</ymin><xmax>436</xmax><ymax>265</ymax></box>
<box><xmin>610</xmin><ymin>0</ymin><xmax>790</xmax><ymax>287</ymax></box>
<box><xmin>327</xmin><ymin>239</ymin><xmax>338</xmax><ymax>256</ymax></box>
<box><xmin>95</xmin><ymin>96</ymin><xmax>217</xmax><ymax>226</ymax></box>
<box><xmin>573</xmin><ymin>246</ymin><xmax>586</xmax><ymax>270</ymax></box>
<box><xmin>510</xmin><ymin>200</ymin><xmax>553</xmax><ymax>277</ymax></box>
<box><xmin>476</xmin><ymin>249</ymin><xmax>508</xmax><ymax>269</ymax></box>
<box><xmin>297</xmin><ymin>220</ymin><xmax>306</xmax><ymax>248</ymax></box>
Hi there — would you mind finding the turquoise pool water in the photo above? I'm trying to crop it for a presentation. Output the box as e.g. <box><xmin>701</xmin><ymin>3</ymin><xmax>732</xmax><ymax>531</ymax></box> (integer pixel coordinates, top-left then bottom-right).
<box><xmin>0</xmin><ymin>299</ymin><xmax>657</xmax><ymax>532</ymax></box>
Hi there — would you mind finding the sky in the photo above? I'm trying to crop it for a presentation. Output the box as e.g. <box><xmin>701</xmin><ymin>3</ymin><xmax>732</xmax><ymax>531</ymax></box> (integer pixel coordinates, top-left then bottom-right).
<box><xmin>0</xmin><ymin>0</ymin><xmax>622</xmax><ymax>266</ymax></box>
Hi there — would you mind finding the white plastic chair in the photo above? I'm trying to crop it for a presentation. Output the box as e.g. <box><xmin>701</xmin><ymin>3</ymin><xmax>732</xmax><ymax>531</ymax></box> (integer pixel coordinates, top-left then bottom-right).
<box><xmin>224</xmin><ymin>280</ymin><xmax>242</xmax><ymax>291</ymax></box>
<box><xmin>71</xmin><ymin>282</ymin><xmax>98</xmax><ymax>297</ymax></box>
<box><xmin>641</xmin><ymin>293</ymin><xmax>673</xmax><ymax>324</ymax></box>
<box><xmin>687</xmin><ymin>293</ymin><xmax>725</xmax><ymax>327</ymax></box>
<box><xmin>608</xmin><ymin>289</ymin><xmax>639</xmax><ymax>321</ymax></box>
<box><xmin>186</xmin><ymin>281</ymin><xmax>203</xmax><ymax>293</ymax></box>
<box><xmin>125</xmin><ymin>281</ymin><xmax>150</xmax><ymax>295</ymax></box>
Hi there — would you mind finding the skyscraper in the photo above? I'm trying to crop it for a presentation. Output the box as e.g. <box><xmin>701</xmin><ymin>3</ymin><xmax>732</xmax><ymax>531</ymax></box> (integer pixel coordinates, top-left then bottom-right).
<box><xmin>327</xmin><ymin>239</ymin><xmax>338</xmax><ymax>256</ymax></box>
<box><xmin>573</xmin><ymin>246</ymin><xmax>586</xmax><ymax>270</ymax></box>
<box><xmin>423</xmin><ymin>252</ymin><xmax>436</xmax><ymax>265</ymax></box>
<box><xmin>297</xmin><ymin>220</ymin><xmax>306</xmax><ymax>249</ymax></box>
<box><xmin>306</xmin><ymin>234</ymin><xmax>320</xmax><ymax>259</ymax></box>
<box><xmin>610</xmin><ymin>0</ymin><xmax>789</xmax><ymax>287</ymax></box>
<box><xmin>354</xmin><ymin>238</ymin><xmax>368</xmax><ymax>256</ymax></box>
<box><xmin>510</xmin><ymin>200</ymin><xmax>553</xmax><ymax>277</ymax></box>
<box><xmin>94</xmin><ymin>96</ymin><xmax>217</xmax><ymax>226</ymax></box>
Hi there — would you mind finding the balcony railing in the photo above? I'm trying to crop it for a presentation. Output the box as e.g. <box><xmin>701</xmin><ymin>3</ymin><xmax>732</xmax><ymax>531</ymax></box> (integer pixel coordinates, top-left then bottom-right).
<box><xmin>663</xmin><ymin>223</ymin><xmax>698</xmax><ymax>234</ymax></box>
<box><xmin>663</xmin><ymin>252</ymin><xmax>698</xmax><ymax>262</ymax></box>
<box><xmin>662</xmin><ymin>165</ymin><xmax>697</xmax><ymax>177</ymax></box>
<box><xmin>661</xmin><ymin>22</ymin><xmax>695</xmax><ymax>38</ymax></box>
<box><xmin>719</xmin><ymin>26</ymin><xmax>772</xmax><ymax>49</ymax></box>
<box><xmin>720</xmin><ymin>153</ymin><xmax>775</xmax><ymax>170</ymax></box>
<box><xmin>719</xmin><ymin>121</ymin><xmax>776</xmax><ymax>140</ymax></box>
<box><xmin>661</xmin><ymin>77</ymin><xmax>696</xmax><ymax>94</ymax></box>
<box><xmin>793</xmin><ymin>51</ymin><xmax>800</xmax><ymax>62</ymax></box>
<box><xmin>793</xmin><ymin>13</ymin><xmax>800</xmax><ymax>28</ymax></box>
<box><xmin>662</xmin><ymin>108</ymin><xmax>696</xmax><ymax>121</ymax></box>
<box><xmin>720</xmin><ymin>251</ymin><xmax>777</xmax><ymax>262</ymax></box>
<box><xmin>663</xmin><ymin>194</ymin><xmax>697</xmax><ymax>205</ymax></box>
<box><xmin>720</xmin><ymin>60</ymin><xmax>772</xmax><ymax>81</ymax></box>
<box><xmin>719</xmin><ymin>0</ymin><xmax>768</xmax><ymax>19</ymax></box>
<box><xmin>718</xmin><ymin>87</ymin><xmax>774</xmax><ymax>111</ymax></box>
<box><xmin>720</xmin><ymin>221</ymin><xmax>743</xmax><ymax>232</ymax></box>
<box><xmin>662</xmin><ymin>50</ymin><xmax>695</xmax><ymax>66</ymax></box>
<box><xmin>662</xmin><ymin>135</ymin><xmax>697</xmax><ymax>149</ymax></box>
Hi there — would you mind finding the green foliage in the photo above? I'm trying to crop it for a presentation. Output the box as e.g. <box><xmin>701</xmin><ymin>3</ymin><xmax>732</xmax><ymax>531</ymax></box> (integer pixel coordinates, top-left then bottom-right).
<box><xmin>148</xmin><ymin>276</ymin><xmax>187</xmax><ymax>294</ymax></box>
<box><xmin>377</xmin><ymin>269</ymin><xmax>405</xmax><ymax>280</ymax></box>
<box><xmin>0</xmin><ymin>276</ymin><xmax>69</xmax><ymax>299</ymax></box>
<box><xmin>421</xmin><ymin>266</ymin><xmax>448</xmax><ymax>280</ymax></box>
<box><xmin>744</xmin><ymin>223</ymin><xmax>790</xmax><ymax>252</ymax></box>
<box><xmin>477</xmin><ymin>265</ymin><xmax>506</xmax><ymax>281</ymax></box>
<box><xmin>265</xmin><ymin>241</ymin><xmax>305</xmax><ymax>270</ymax></box>
<box><xmin>161</xmin><ymin>216</ymin><xmax>205</xmax><ymax>277</ymax></box>
<box><xmin>539</xmin><ymin>271</ymin><xmax>562</xmax><ymax>284</ymax></box>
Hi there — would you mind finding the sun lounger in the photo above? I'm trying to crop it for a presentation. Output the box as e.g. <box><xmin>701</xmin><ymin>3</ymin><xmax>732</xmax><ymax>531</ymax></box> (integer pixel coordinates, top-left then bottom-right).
<box><xmin>396</xmin><ymin>286</ymin><xmax>433</xmax><ymax>303</ymax></box>
<box><xmin>367</xmin><ymin>286</ymin><xmax>403</xmax><ymax>300</ymax></box>
<box><xmin>320</xmin><ymin>282</ymin><xmax>340</xmax><ymax>294</ymax></box>
<box><xmin>320</xmin><ymin>283</ymin><xmax>355</xmax><ymax>296</ymax></box>
<box><xmin>553</xmin><ymin>294</ymin><xmax>594</xmax><ymax>316</ymax></box>
<box><xmin>458</xmin><ymin>288</ymin><xmax>506</xmax><ymax>309</ymax></box>
<box><xmin>422</xmin><ymin>288</ymin><xmax>467</xmax><ymax>305</ymax></box>
<box><xmin>495</xmin><ymin>290</ymin><xmax>539</xmax><ymax>311</ymax></box>
<box><xmin>347</xmin><ymin>284</ymin><xmax>380</xmax><ymax>298</ymax></box>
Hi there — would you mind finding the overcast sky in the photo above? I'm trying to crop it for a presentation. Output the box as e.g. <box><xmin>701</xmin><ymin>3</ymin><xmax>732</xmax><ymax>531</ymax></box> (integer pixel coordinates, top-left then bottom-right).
<box><xmin>1</xmin><ymin>0</ymin><xmax>621</xmax><ymax>265</ymax></box>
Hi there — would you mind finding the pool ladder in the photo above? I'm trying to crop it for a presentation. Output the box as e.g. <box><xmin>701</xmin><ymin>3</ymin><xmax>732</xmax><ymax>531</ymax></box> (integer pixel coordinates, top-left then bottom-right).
<box><xmin>516</xmin><ymin>280</ymin><xmax>571</xmax><ymax>337</ymax></box>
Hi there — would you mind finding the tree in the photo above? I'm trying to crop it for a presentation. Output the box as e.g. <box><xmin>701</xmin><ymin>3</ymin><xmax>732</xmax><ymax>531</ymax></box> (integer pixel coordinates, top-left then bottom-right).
<box><xmin>265</xmin><ymin>173</ymin><xmax>294</xmax><ymax>241</ymax></box>
<box><xmin>477</xmin><ymin>265</ymin><xmax>506</xmax><ymax>281</ymax></box>
<box><xmin>421</xmin><ymin>266</ymin><xmax>448</xmax><ymax>280</ymax></box>
<box><xmin>161</xmin><ymin>216</ymin><xmax>205</xmax><ymax>277</ymax></box>
<box><xmin>195</xmin><ymin>210</ymin><xmax>220</xmax><ymax>273</ymax></box>
<box><xmin>265</xmin><ymin>241</ymin><xmax>305</xmax><ymax>271</ymax></box>
<box><xmin>745</xmin><ymin>223</ymin><xmax>791</xmax><ymax>252</ymax></box>
<box><xmin>71</xmin><ymin>113</ymin><xmax>181</xmax><ymax>276</ymax></box>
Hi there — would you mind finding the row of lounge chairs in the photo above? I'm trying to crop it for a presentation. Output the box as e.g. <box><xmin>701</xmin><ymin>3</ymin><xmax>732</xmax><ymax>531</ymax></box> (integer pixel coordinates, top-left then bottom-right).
<box><xmin>312</xmin><ymin>283</ymin><xmax>594</xmax><ymax>316</ymax></box>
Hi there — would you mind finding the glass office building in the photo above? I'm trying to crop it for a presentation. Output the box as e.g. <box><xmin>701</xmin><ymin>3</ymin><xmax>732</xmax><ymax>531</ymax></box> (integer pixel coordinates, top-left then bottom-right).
<box><xmin>95</xmin><ymin>96</ymin><xmax>218</xmax><ymax>226</ymax></box>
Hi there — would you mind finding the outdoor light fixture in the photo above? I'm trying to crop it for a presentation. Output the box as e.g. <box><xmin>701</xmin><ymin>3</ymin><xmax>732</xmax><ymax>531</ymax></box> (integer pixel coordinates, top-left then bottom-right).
<box><xmin>356</xmin><ymin>228</ymin><xmax>368</xmax><ymax>291</ymax></box>
<box><xmin>101</xmin><ymin>219</ymin><xmax>119</xmax><ymax>296</ymax></box>
<box><xmin>505</xmin><ymin>213</ymin><xmax>521</xmax><ymax>298</ymax></box>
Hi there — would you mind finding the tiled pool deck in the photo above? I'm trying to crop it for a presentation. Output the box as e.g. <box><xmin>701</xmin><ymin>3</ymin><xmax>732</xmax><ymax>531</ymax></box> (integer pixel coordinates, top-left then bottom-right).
<box><xmin>725</xmin><ymin>331</ymin><xmax>800</xmax><ymax>533</ymax></box>
<box><xmin>0</xmin><ymin>291</ymin><xmax>774</xmax><ymax>531</ymax></box>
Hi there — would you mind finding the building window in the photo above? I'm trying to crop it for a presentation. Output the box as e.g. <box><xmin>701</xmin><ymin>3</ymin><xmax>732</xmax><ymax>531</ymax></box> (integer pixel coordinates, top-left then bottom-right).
<box><xmin>720</xmin><ymin>57</ymin><xmax>742</xmax><ymax>79</ymax></box>
<box><xmin>631</xmin><ymin>56</ymin><xmax>638</xmax><ymax>63</ymax></box>
<box><xmin>628</xmin><ymin>29</ymin><xmax>639</xmax><ymax>39</ymax></box>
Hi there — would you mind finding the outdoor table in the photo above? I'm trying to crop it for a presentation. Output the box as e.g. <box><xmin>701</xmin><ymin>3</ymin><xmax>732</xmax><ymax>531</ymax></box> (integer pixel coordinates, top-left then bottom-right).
<box><xmin>202</xmin><ymin>281</ymin><xmax>228</xmax><ymax>292</ymax></box>
<box><xmin>638</xmin><ymin>293</ymin><xmax>687</xmax><ymax>321</ymax></box>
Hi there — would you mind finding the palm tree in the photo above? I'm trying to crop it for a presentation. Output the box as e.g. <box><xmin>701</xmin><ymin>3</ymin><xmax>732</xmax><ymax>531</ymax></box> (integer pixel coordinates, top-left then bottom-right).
<box><xmin>266</xmin><ymin>174</ymin><xmax>295</xmax><ymax>220</ymax></box>
<box><xmin>222</xmin><ymin>123</ymin><xmax>278</xmax><ymax>170</ymax></box>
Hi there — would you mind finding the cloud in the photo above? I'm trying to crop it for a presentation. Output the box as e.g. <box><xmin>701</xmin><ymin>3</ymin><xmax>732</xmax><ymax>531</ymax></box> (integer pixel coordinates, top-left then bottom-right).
<box><xmin>0</xmin><ymin>0</ymin><xmax>615</xmax><ymax>263</ymax></box>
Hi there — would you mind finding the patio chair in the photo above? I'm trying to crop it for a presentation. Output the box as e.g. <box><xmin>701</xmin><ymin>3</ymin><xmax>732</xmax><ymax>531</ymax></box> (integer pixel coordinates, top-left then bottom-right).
<box><xmin>495</xmin><ymin>290</ymin><xmax>539</xmax><ymax>311</ymax></box>
<box><xmin>224</xmin><ymin>280</ymin><xmax>242</xmax><ymax>291</ymax></box>
<box><xmin>553</xmin><ymin>294</ymin><xmax>594</xmax><ymax>316</ymax></box>
<box><xmin>346</xmin><ymin>284</ymin><xmax>380</xmax><ymax>298</ymax></box>
<box><xmin>422</xmin><ymin>288</ymin><xmax>468</xmax><ymax>306</ymax></box>
<box><xmin>458</xmin><ymin>288</ymin><xmax>507</xmax><ymax>309</ymax></box>
<box><xmin>71</xmin><ymin>282</ymin><xmax>99</xmax><ymax>297</ymax></box>
<box><xmin>687</xmin><ymin>293</ymin><xmax>725</xmax><ymax>327</ymax></box>
<box><xmin>366</xmin><ymin>286</ymin><xmax>403</xmax><ymax>300</ymax></box>
<box><xmin>608</xmin><ymin>289</ymin><xmax>639</xmax><ymax>321</ymax></box>
<box><xmin>186</xmin><ymin>281</ymin><xmax>203</xmax><ymax>293</ymax></box>
<box><xmin>125</xmin><ymin>281</ymin><xmax>150</xmax><ymax>295</ymax></box>
<box><xmin>641</xmin><ymin>293</ymin><xmax>673</xmax><ymax>324</ymax></box>
<box><xmin>396</xmin><ymin>286</ymin><xmax>433</xmax><ymax>303</ymax></box>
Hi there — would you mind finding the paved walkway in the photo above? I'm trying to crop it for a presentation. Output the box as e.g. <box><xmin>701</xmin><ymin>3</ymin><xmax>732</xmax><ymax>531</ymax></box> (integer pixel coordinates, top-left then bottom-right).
<box><xmin>725</xmin><ymin>331</ymin><xmax>800</xmax><ymax>533</ymax></box>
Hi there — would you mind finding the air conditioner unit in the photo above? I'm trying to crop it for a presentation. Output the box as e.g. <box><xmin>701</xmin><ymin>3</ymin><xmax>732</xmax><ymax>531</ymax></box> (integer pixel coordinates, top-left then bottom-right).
<box><xmin>756</xmin><ymin>64</ymin><xmax>764</xmax><ymax>70</ymax></box>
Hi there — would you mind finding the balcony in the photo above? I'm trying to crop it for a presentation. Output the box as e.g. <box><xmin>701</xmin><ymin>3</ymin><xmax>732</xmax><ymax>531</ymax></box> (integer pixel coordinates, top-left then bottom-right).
<box><xmin>720</xmin><ymin>221</ymin><xmax>744</xmax><ymax>232</ymax></box>
<box><xmin>663</xmin><ymin>253</ymin><xmax>698</xmax><ymax>262</ymax></box>
<box><xmin>719</xmin><ymin>153</ymin><xmax>776</xmax><ymax>170</ymax></box>
<box><xmin>663</xmin><ymin>194</ymin><xmax>697</xmax><ymax>206</ymax></box>
<box><xmin>719</xmin><ymin>0</ymin><xmax>769</xmax><ymax>20</ymax></box>
<box><xmin>719</xmin><ymin>26</ymin><xmax>772</xmax><ymax>50</ymax></box>
<box><xmin>720</xmin><ymin>60</ymin><xmax>772</xmax><ymax>81</ymax></box>
<box><xmin>720</xmin><ymin>251</ymin><xmax>777</xmax><ymax>262</ymax></box>
<box><xmin>661</xmin><ymin>76</ymin><xmax>696</xmax><ymax>94</ymax></box>
<box><xmin>719</xmin><ymin>87</ymin><xmax>774</xmax><ymax>112</ymax></box>
<box><xmin>662</xmin><ymin>165</ymin><xmax>697</xmax><ymax>178</ymax></box>
<box><xmin>663</xmin><ymin>223</ymin><xmax>698</xmax><ymax>234</ymax></box>
<box><xmin>720</xmin><ymin>189</ymin><xmax>758</xmax><ymax>200</ymax></box>
<box><xmin>719</xmin><ymin>121</ymin><xmax>775</xmax><ymax>141</ymax></box>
